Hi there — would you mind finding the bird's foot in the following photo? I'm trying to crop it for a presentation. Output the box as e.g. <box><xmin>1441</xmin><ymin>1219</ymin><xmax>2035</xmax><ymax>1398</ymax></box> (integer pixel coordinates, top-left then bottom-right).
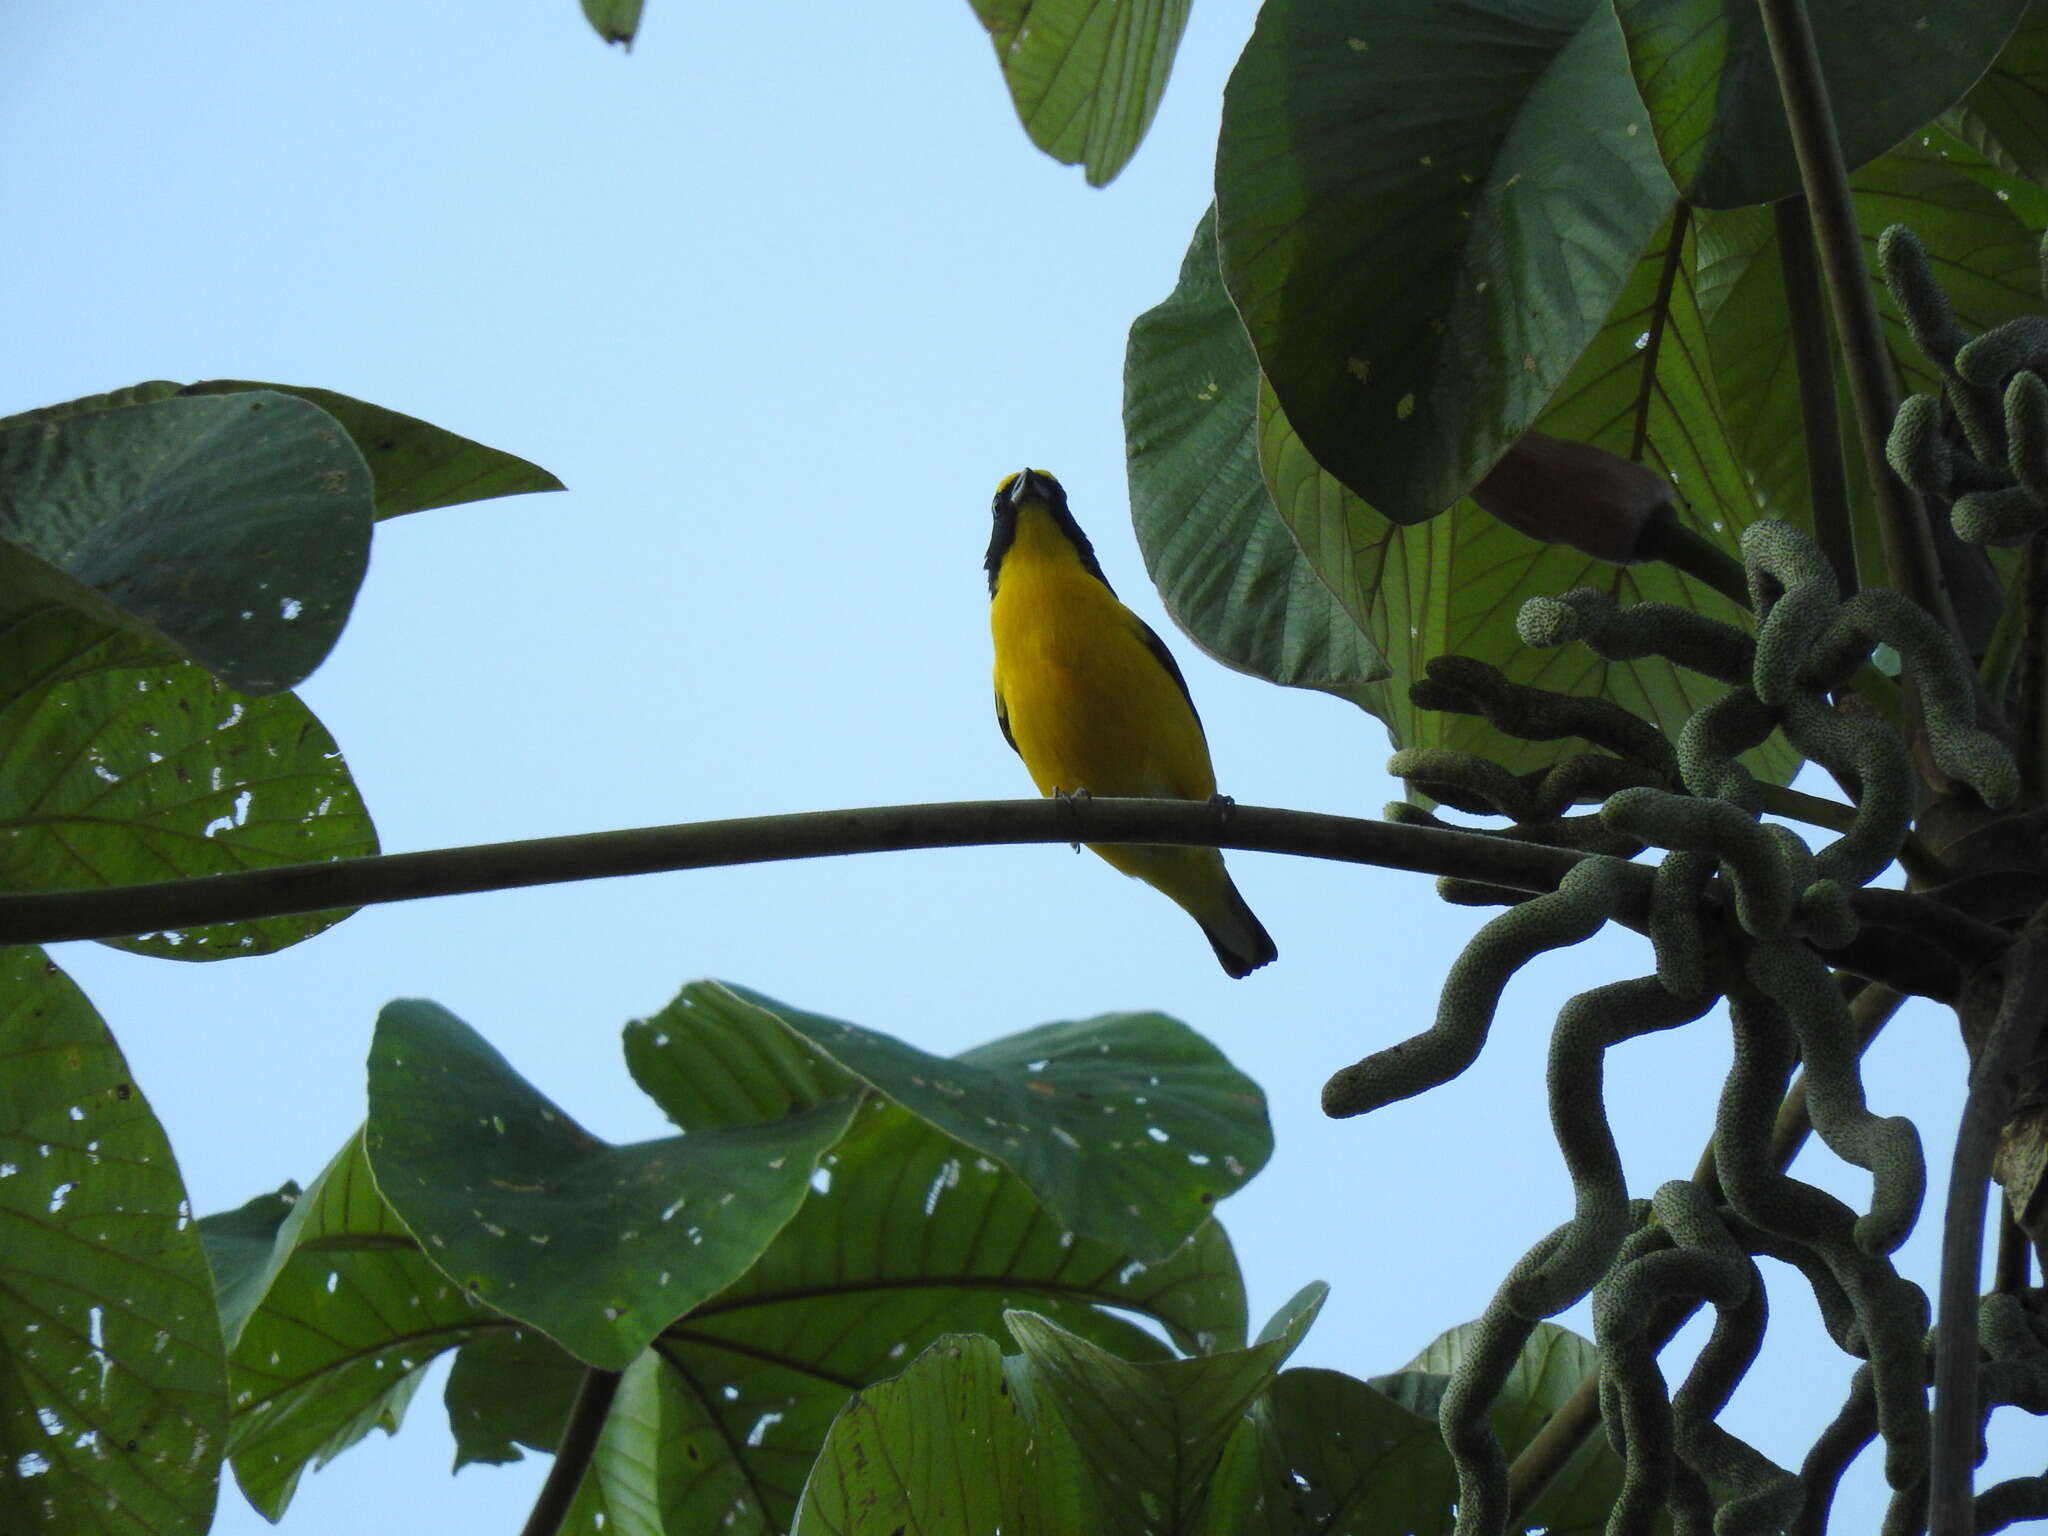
<box><xmin>1055</xmin><ymin>785</ymin><xmax>1092</xmax><ymax>851</ymax></box>
<box><xmin>1207</xmin><ymin>792</ymin><xmax>1237</xmax><ymax>830</ymax></box>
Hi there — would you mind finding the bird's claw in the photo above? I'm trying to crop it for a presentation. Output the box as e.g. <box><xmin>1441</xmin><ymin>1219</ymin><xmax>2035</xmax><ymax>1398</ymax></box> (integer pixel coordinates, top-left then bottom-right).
<box><xmin>1055</xmin><ymin>785</ymin><xmax>1092</xmax><ymax>851</ymax></box>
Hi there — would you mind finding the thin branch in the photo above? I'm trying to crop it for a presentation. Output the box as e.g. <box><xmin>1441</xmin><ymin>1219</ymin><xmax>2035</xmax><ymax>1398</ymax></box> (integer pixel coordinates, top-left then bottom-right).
<box><xmin>1755</xmin><ymin>0</ymin><xmax>1963</xmax><ymax>643</ymax></box>
<box><xmin>1773</xmin><ymin>194</ymin><xmax>1857</xmax><ymax>599</ymax></box>
<box><xmin>0</xmin><ymin>797</ymin><xmax>2003</xmax><ymax>995</ymax></box>
<box><xmin>519</xmin><ymin>1367</ymin><xmax>622</xmax><ymax>1536</ymax></box>
<box><xmin>1930</xmin><ymin>916</ymin><xmax>2048</xmax><ymax>1536</ymax></box>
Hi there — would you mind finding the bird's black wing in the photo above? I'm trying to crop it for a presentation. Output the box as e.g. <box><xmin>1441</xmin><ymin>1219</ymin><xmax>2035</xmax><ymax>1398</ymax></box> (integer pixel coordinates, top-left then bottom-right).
<box><xmin>1132</xmin><ymin>613</ymin><xmax>1207</xmax><ymax>739</ymax></box>
<box><xmin>994</xmin><ymin>685</ymin><xmax>1019</xmax><ymax>756</ymax></box>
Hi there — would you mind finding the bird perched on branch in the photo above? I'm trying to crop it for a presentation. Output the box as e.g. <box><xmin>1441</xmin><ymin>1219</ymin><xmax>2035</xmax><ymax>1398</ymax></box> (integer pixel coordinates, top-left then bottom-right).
<box><xmin>986</xmin><ymin>468</ymin><xmax>1276</xmax><ymax>977</ymax></box>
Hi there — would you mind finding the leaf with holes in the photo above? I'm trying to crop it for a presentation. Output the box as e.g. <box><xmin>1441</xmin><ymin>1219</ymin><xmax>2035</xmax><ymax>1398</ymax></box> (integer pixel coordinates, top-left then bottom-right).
<box><xmin>1258</xmin><ymin>206</ymin><xmax>1795</xmax><ymax>782</ymax></box>
<box><xmin>1217</xmin><ymin>0</ymin><xmax>1673</xmax><ymax>524</ymax></box>
<box><xmin>215</xmin><ymin>1131</ymin><xmax>489</xmax><ymax>1520</ymax></box>
<box><xmin>968</xmin><ymin>0</ymin><xmax>1190</xmax><ymax>186</ymax></box>
<box><xmin>1</xmin><ymin>379</ymin><xmax>562</xmax><ymax>529</ymax></box>
<box><xmin>1613</xmin><ymin>0</ymin><xmax>2025</xmax><ymax>208</ymax></box>
<box><xmin>0</xmin><ymin>948</ymin><xmax>228</xmax><ymax>1536</ymax></box>
<box><xmin>0</xmin><ymin>607</ymin><xmax>377</xmax><ymax>959</ymax></box>
<box><xmin>1201</xmin><ymin>1367</ymin><xmax>1457</xmax><ymax>1535</ymax></box>
<box><xmin>711</xmin><ymin>981</ymin><xmax>1271</xmax><ymax>1262</ymax></box>
<box><xmin>0</xmin><ymin>389</ymin><xmax>371</xmax><ymax>694</ymax></box>
<box><xmin>1004</xmin><ymin>1283</ymin><xmax>1325</xmax><ymax>1532</ymax></box>
<box><xmin>365</xmin><ymin>998</ymin><xmax>860</xmax><ymax>1372</ymax></box>
<box><xmin>1125</xmin><ymin>206</ymin><xmax>1387</xmax><ymax>706</ymax></box>
<box><xmin>792</xmin><ymin>1334</ymin><xmax>1088</xmax><ymax>1536</ymax></box>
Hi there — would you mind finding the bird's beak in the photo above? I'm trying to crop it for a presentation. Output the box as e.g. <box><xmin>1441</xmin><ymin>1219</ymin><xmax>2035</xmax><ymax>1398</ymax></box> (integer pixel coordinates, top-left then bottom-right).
<box><xmin>1009</xmin><ymin>468</ymin><xmax>1048</xmax><ymax>506</ymax></box>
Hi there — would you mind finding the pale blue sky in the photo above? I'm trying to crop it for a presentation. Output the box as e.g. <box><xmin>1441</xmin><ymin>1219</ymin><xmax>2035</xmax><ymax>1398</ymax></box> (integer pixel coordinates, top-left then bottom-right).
<box><xmin>3</xmin><ymin>4</ymin><xmax>2016</xmax><ymax>1531</ymax></box>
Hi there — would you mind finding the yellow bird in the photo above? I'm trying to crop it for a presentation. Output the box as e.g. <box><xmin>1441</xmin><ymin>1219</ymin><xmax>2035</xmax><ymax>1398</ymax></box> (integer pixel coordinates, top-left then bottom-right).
<box><xmin>986</xmin><ymin>468</ymin><xmax>1277</xmax><ymax>977</ymax></box>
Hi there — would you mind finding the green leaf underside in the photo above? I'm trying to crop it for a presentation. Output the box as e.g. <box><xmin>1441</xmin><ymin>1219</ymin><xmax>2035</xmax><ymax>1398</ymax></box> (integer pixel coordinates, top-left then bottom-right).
<box><xmin>222</xmin><ymin>1130</ymin><xmax>478</xmax><ymax>1519</ymax></box>
<box><xmin>0</xmin><ymin>379</ymin><xmax>562</xmax><ymax>526</ymax></box>
<box><xmin>1613</xmin><ymin>0</ymin><xmax>2027</xmax><ymax>208</ymax></box>
<box><xmin>0</xmin><ymin>390</ymin><xmax>371</xmax><ymax>694</ymax></box>
<box><xmin>1697</xmin><ymin>131</ymin><xmax>2043</xmax><ymax>593</ymax></box>
<box><xmin>1004</xmin><ymin>1286</ymin><xmax>1323</xmax><ymax>1533</ymax></box>
<box><xmin>1217</xmin><ymin>0</ymin><xmax>1674</xmax><ymax>524</ymax></box>
<box><xmin>0</xmin><ymin>606</ymin><xmax>377</xmax><ymax>959</ymax></box>
<box><xmin>1257</xmin><ymin>206</ymin><xmax>1796</xmax><ymax>782</ymax></box>
<box><xmin>791</xmin><ymin>1335</ymin><xmax>1086</xmax><ymax>1536</ymax></box>
<box><xmin>442</xmin><ymin>1325</ymin><xmax>584</xmax><ymax>1469</ymax></box>
<box><xmin>580</xmin><ymin>0</ymin><xmax>645</xmax><ymax>46</ymax></box>
<box><xmin>969</xmin><ymin>0</ymin><xmax>1192</xmax><ymax>186</ymax></box>
<box><xmin>717</xmin><ymin>981</ymin><xmax>1272</xmax><ymax>1262</ymax></box>
<box><xmin>214</xmin><ymin>979</ymin><xmax>1248</xmax><ymax>1529</ymax></box>
<box><xmin>0</xmin><ymin>948</ymin><xmax>227</xmax><ymax>1536</ymax></box>
<box><xmin>1125</xmin><ymin>206</ymin><xmax>1389</xmax><ymax>703</ymax></box>
<box><xmin>1949</xmin><ymin>9</ymin><xmax>2048</xmax><ymax>193</ymax></box>
<box><xmin>365</xmin><ymin>998</ymin><xmax>860</xmax><ymax>1371</ymax></box>
<box><xmin>1203</xmin><ymin>1365</ymin><xmax>1458</xmax><ymax>1535</ymax></box>
<box><xmin>1380</xmin><ymin>1320</ymin><xmax>1637</xmax><ymax>1534</ymax></box>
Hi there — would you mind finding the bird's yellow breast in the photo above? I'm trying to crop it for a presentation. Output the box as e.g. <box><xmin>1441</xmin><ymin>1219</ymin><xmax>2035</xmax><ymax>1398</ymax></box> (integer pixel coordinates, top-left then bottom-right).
<box><xmin>990</xmin><ymin>505</ymin><xmax>1216</xmax><ymax>803</ymax></box>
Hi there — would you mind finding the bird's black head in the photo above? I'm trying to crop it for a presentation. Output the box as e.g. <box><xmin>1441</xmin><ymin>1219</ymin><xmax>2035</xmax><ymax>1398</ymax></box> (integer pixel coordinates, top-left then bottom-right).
<box><xmin>985</xmin><ymin>467</ymin><xmax>1110</xmax><ymax>596</ymax></box>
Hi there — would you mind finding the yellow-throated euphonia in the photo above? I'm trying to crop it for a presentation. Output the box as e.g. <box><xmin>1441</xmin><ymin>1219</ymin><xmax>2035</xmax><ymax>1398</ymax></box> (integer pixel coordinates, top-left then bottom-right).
<box><xmin>986</xmin><ymin>468</ymin><xmax>1277</xmax><ymax>977</ymax></box>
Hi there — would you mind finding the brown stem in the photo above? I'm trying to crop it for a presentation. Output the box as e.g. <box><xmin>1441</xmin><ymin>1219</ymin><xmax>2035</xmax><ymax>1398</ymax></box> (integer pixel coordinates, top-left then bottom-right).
<box><xmin>1755</xmin><ymin>0</ymin><xmax>1962</xmax><ymax>643</ymax></box>
<box><xmin>519</xmin><ymin>1367</ymin><xmax>622</xmax><ymax>1536</ymax></box>
<box><xmin>1930</xmin><ymin>918</ymin><xmax>2048</xmax><ymax>1536</ymax></box>
<box><xmin>1773</xmin><ymin>194</ymin><xmax>1857</xmax><ymax>599</ymax></box>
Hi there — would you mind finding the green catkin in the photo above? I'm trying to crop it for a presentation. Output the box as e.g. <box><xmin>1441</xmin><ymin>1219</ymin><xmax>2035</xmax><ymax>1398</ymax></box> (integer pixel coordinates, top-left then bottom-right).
<box><xmin>1601</xmin><ymin>786</ymin><xmax>1792</xmax><ymax>937</ymax></box>
<box><xmin>1951</xmin><ymin>482</ymin><xmax>2046</xmax><ymax>545</ymax></box>
<box><xmin>1505</xmin><ymin>978</ymin><xmax>1716</xmax><ymax>1320</ymax></box>
<box><xmin>1595</xmin><ymin>1224</ymin><xmax>1682</xmax><ymax>1536</ymax></box>
<box><xmin>1795</xmin><ymin>1366</ymin><xmax>1878</xmax><ymax>1536</ymax></box>
<box><xmin>1387</xmin><ymin>747</ymin><xmax>1536</xmax><ymax>819</ymax></box>
<box><xmin>1673</xmin><ymin>688</ymin><xmax>1775</xmax><ymax>810</ymax></box>
<box><xmin>1437</xmin><ymin>1235</ymin><xmax>1559</xmax><ymax>1536</ymax></box>
<box><xmin>1321</xmin><ymin>857</ymin><xmax>1633</xmax><ymax>1118</ymax></box>
<box><xmin>1517</xmin><ymin>589</ymin><xmax>1755</xmax><ymax>685</ymax></box>
<box><xmin>1956</xmin><ymin>314</ymin><xmax>2048</xmax><ymax>393</ymax></box>
<box><xmin>1879</xmin><ymin>225</ymin><xmax>1969</xmax><ymax>370</ymax></box>
<box><xmin>1887</xmin><ymin>391</ymin><xmax>1952</xmax><ymax>495</ymax></box>
<box><xmin>1412</xmin><ymin>654</ymin><xmax>1678</xmax><ymax>773</ymax></box>
<box><xmin>2005</xmin><ymin>370</ymin><xmax>2048</xmax><ymax>504</ymax></box>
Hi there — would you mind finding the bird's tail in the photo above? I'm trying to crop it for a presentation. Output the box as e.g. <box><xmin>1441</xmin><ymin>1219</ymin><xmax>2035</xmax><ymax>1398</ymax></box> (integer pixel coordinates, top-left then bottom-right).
<box><xmin>1199</xmin><ymin>876</ymin><xmax>1278</xmax><ymax>979</ymax></box>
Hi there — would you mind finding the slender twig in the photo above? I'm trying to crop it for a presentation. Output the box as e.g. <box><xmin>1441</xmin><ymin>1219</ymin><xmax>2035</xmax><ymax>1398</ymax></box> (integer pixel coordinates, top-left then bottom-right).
<box><xmin>519</xmin><ymin>1367</ymin><xmax>622</xmax><ymax>1536</ymax></box>
<box><xmin>1930</xmin><ymin>917</ymin><xmax>2048</xmax><ymax>1536</ymax></box>
<box><xmin>1773</xmin><ymin>194</ymin><xmax>1857</xmax><ymax>599</ymax></box>
<box><xmin>0</xmin><ymin>797</ymin><xmax>2005</xmax><ymax>993</ymax></box>
<box><xmin>1508</xmin><ymin>980</ymin><xmax>1905</xmax><ymax>1521</ymax></box>
<box><xmin>1755</xmin><ymin>0</ymin><xmax>1963</xmax><ymax>644</ymax></box>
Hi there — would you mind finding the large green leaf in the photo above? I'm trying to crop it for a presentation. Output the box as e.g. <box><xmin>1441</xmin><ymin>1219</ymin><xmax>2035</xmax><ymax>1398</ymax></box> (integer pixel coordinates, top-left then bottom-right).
<box><xmin>1125</xmin><ymin>206</ymin><xmax>1387</xmax><ymax>705</ymax></box>
<box><xmin>1613</xmin><ymin>0</ymin><xmax>2026</xmax><ymax>208</ymax></box>
<box><xmin>1004</xmin><ymin>1284</ymin><xmax>1324</xmax><ymax>1533</ymax></box>
<box><xmin>659</xmin><ymin>1101</ymin><xmax>1249</xmax><ymax>1530</ymax></box>
<box><xmin>0</xmin><ymin>379</ymin><xmax>562</xmax><ymax>527</ymax></box>
<box><xmin>968</xmin><ymin>0</ymin><xmax>1190</xmax><ymax>186</ymax></box>
<box><xmin>442</xmin><ymin>1325</ymin><xmax>584</xmax><ymax>1469</ymax></box>
<box><xmin>1696</xmin><ymin>131</ymin><xmax>2042</xmax><ymax>586</ymax></box>
<box><xmin>791</xmin><ymin>1334</ymin><xmax>1087</xmax><ymax>1536</ymax></box>
<box><xmin>1201</xmin><ymin>1367</ymin><xmax>1456</xmax><ymax>1536</ymax></box>
<box><xmin>0</xmin><ymin>948</ymin><xmax>228</xmax><ymax>1536</ymax></box>
<box><xmin>1217</xmin><ymin>0</ymin><xmax>1673</xmax><ymax>524</ymax></box>
<box><xmin>0</xmin><ymin>390</ymin><xmax>371</xmax><ymax>694</ymax></box>
<box><xmin>1259</xmin><ymin>208</ymin><xmax>1794</xmax><ymax>781</ymax></box>
<box><xmin>0</xmin><ymin>607</ymin><xmax>377</xmax><ymax>959</ymax></box>
<box><xmin>365</xmin><ymin>998</ymin><xmax>860</xmax><ymax>1371</ymax></box>
<box><xmin>1948</xmin><ymin>5</ymin><xmax>2048</xmax><ymax>191</ymax></box>
<box><xmin>220</xmin><ymin>1132</ymin><xmax>489</xmax><ymax>1520</ymax></box>
<box><xmin>717</xmin><ymin>981</ymin><xmax>1272</xmax><ymax>1262</ymax></box>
